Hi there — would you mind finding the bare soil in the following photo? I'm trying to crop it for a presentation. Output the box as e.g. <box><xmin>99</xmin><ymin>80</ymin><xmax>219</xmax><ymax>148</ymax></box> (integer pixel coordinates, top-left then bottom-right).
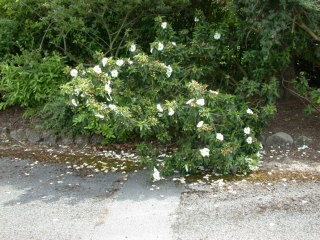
<box><xmin>263</xmin><ymin>99</ymin><xmax>320</xmax><ymax>150</ymax></box>
<box><xmin>0</xmin><ymin>106</ymin><xmax>29</xmax><ymax>129</ymax></box>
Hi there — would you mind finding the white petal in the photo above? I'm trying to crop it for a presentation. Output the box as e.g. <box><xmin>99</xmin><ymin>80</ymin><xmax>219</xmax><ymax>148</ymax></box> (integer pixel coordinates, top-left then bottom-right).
<box><xmin>111</xmin><ymin>70</ymin><xmax>118</xmax><ymax>78</ymax></box>
<box><xmin>247</xmin><ymin>108</ymin><xmax>254</xmax><ymax>114</ymax></box>
<box><xmin>214</xmin><ymin>32</ymin><xmax>221</xmax><ymax>40</ymax></box>
<box><xmin>156</xmin><ymin>104</ymin><xmax>164</xmax><ymax>112</ymax></box>
<box><xmin>197</xmin><ymin>121</ymin><xmax>204</xmax><ymax>128</ymax></box>
<box><xmin>157</xmin><ymin>42</ymin><xmax>164</xmax><ymax>51</ymax></box>
<box><xmin>102</xmin><ymin>57</ymin><xmax>108</xmax><ymax>66</ymax></box>
<box><xmin>130</xmin><ymin>44</ymin><xmax>136</xmax><ymax>52</ymax></box>
<box><xmin>93</xmin><ymin>65</ymin><xmax>102</xmax><ymax>74</ymax></box>
<box><xmin>168</xmin><ymin>108</ymin><xmax>174</xmax><ymax>116</ymax></box>
<box><xmin>216</xmin><ymin>133</ymin><xmax>224</xmax><ymax>141</ymax></box>
<box><xmin>161</xmin><ymin>22</ymin><xmax>167</xmax><ymax>29</ymax></box>
<box><xmin>196</xmin><ymin>99</ymin><xmax>205</xmax><ymax>106</ymax></box>
<box><xmin>70</xmin><ymin>69</ymin><xmax>78</xmax><ymax>77</ymax></box>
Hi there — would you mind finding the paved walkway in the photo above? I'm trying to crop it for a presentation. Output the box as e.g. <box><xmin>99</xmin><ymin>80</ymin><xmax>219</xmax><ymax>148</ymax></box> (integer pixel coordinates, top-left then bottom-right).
<box><xmin>1</xmin><ymin>156</ymin><xmax>320</xmax><ymax>240</ymax></box>
<box><xmin>0</xmin><ymin>157</ymin><xmax>183</xmax><ymax>240</ymax></box>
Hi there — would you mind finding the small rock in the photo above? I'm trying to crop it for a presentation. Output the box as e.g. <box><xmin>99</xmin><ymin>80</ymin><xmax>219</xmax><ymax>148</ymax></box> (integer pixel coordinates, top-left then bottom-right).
<box><xmin>58</xmin><ymin>133</ymin><xmax>74</xmax><ymax>145</ymax></box>
<box><xmin>266</xmin><ymin>132</ymin><xmax>293</xmax><ymax>147</ymax></box>
<box><xmin>26</xmin><ymin>128</ymin><xmax>42</xmax><ymax>143</ymax></box>
<box><xmin>257</xmin><ymin>135</ymin><xmax>266</xmax><ymax>145</ymax></box>
<box><xmin>295</xmin><ymin>136</ymin><xmax>312</xmax><ymax>147</ymax></box>
<box><xmin>9</xmin><ymin>129</ymin><xmax>27</xmax><ymax>141</ymax></box>
<box><xmin>0</xmin><ymin>127</ymin><xmax>9</xmax><ymax>137</ymax></box>
<box><xmin>90</xmin><ymin>134</ymin><xmax>104</xmax><ymax>145</ymax></box>
<box><xmin>42</xmin><ymin>131</ymin><xmax>57</xmax><ymax>145</ymax></box>
<box><xmin>74</xmin><ymin>134</ymin><xmax>89</xmax><ymax>146</ymax></box>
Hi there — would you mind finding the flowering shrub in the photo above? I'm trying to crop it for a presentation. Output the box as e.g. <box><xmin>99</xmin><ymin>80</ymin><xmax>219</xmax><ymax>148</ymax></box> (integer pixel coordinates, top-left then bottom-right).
<box><xmin>62</xmin><ymin>16</ymin><xmax>265</xmax><ymax>175</ymax></box>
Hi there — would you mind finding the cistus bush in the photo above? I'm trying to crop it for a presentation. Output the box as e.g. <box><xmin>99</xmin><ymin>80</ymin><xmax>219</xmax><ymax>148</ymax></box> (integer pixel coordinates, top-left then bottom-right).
<box><xmin>61</xmin><ymin>16</ymin><xmax>266</xmax><ymax>175</ymax></box>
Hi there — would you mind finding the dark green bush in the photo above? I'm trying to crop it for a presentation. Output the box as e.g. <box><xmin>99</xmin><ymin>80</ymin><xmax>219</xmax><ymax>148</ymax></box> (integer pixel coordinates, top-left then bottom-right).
<box><xmin>0</xmin><ymin>50</ymin><xmax>67</xmax><ymax>109</ymax></box>
<box><xmin>0</xmin><ymin>19</ymin><xmax>19</xmax><ymax>57</ymax></box>
<box><xmin>28</xmin><ymin>96</ymin><xmax>88</xmax><ymax>136</ymax></box>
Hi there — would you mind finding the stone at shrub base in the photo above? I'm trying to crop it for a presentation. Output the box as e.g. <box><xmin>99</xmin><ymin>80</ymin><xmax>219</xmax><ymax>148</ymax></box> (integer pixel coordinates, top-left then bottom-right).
<box><xmin>266</xmin><ymin>132</ymin><xmax>293</xmax><ymax>147</ymax></box>
<box><xmin>9</xmin><ymin>129</ymin><xmax>27</xmax><ymax>141</ymax></box>
<box><xmin>90</xmin><ymin>134</ymin><xmax>104</xmax><ymax>145</ymax></box>
<box><xmin>57</xmin><ymin>133</ymin><xmax>74</xmax><ymax>145</ymax></box>
<box><xmin>295</xmin><ymin>136</ymin><xmax>313</xmax><ymax>146</ymax></box>
<box><xmin>74</xmin><ymin>134</ymin><xmax>89</xmax><ymax>146</ymax></box>
<box><xmin>42</xmin><ymin>131</ymin><xmax>58</xmax><ymax>145</ymax></box>
<box><xmin>0</xmin><ymin>127</ymin><xmax>9</xmax><ymax>137</ymax></box>
<box><xmin>4</xmin><ymin>126</ymin><xmax>105</xmax><ymax>147</ymax></box>
<box><xmin>26</xmin><ymin>128</ymin><xmax>42</xmax><ymax>143</ymax></box>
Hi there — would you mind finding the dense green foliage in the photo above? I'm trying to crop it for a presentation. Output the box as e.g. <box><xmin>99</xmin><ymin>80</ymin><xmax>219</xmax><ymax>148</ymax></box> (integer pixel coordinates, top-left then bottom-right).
<box><xmin>0</xmin><ymin>50</ymin><xmax>67</xmax><ymax>109</ymax></box>
<box><xmin>0</xmin><ymin>0</ymin><xmax>319</xmax><ymax>175</ymax></box>
<box><xmin>234</xmin><ymin>0</ymin><xmax>320</xmax><ymax>110</ymax></box>
<box><xmin>0</xmin><ymin>0</ymin><xmax>189</xmax><ymax>62</ymax></box>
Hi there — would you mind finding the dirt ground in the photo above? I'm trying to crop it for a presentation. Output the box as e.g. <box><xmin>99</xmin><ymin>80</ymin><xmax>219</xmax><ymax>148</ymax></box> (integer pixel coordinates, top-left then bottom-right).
<box><xmin>0</xmin><ymin>106</ymin><xmax>29</xmax><ymax>129</ymax></box>
<box><xmin>263</xmin><ymin>99</ymin><xmax>320</xmax><ymax>150</ymax></box>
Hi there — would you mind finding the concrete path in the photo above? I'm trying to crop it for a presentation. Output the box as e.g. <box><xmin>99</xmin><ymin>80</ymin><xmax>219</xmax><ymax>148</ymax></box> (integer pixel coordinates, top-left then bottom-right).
<box><xmin>0</xmin><ymin>157</ymin><xmax>183</xmax><ymax>240</ymax></box>
<box><xmin>92</xmin><ymin>172</ymin><xmax>183</xmax><ymax>240</ymax></box>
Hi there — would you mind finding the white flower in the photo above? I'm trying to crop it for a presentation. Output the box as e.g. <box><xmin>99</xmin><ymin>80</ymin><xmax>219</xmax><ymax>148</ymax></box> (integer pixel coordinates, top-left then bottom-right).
<box><xmin>111</xmin><ymin>69</ymin><xmax>118</xmax><ymax>78</ymax></box>
<box><xmin>245</xmin><ymin>157</ymin><xmax>253</xmax><ymax>162</ymax></box>
<box><xmin>166</xmin><ymin>65</ymin><xmax>173</xmax><ymax>78</ymax></box>
<box><xmin>70</xmin><ymin>69</ymin><xmax>78</xmax><ymax>77</ymax></box>
<box><xmin>156</xmin><ymin>104</ymin><xmax>163</xmax><ymax>112</ymax></box>
<box><xmin>200</xmin><ymin>148</ymin><xmax>210</xmax><ymax>157</ymax></box>
<box><xmin>102</xmin><ymin>57</ymin><xmax>108</xmax><ymax>67</ymax></box>
<box><xmin>71</xmin><ymin>99</ymin><xmax>78</xmax><ymax>107</ymax></box>
<box><xmin>185</xmin><ymin>164</ymin><xmax>189</xmax><ymax>173</ymax></box>
<box><xmin>116</xmin><ymin>59</ymin><xmax>124</xmax><ymax>66</ymax></box>
<box><xmin>161</xmin><ymin>22</ymin><xmax>167</xmax><ymax>29</ymax></box>
<box><xmin>209</xmin><ymin>90</ymin><xmax>219</xmax><ymax>95</ymax></box>
<box><xmin>128</xmin><ymin>59</ymin><xmax>133</xmax><ymax>65</ymax></box>
<box><xmin>247</xmin><ymin>108</ymin><xmax>254</xmax><ymax>114</ymax></box>
<box><xmin>168</xmin><ymin>107</ymin><xmax>175</xmax><ymax>116</ymax></box>
<box><xmin>105</xmin><ymin>73</ymin><xmax>109</xmax><ymax>77</ymax></box>
<box><xmin>246</xmin><ymin>136</ymin><xmax>253</xmax><ymax>144</ymax></box>
<box><xmin>194</xmin><ymin>17</ymin><xmax>199</xmax><ymax>22</ymax></box>
<box><xmin>244</xmin><ymin>127</ymin><xmax>251</xmax><ymax>135</ymax></box>
<box><xmin>93</xmin><ymin>65</ymin><xmax>102</xmax><ymax>74</ymax></box>
<box><xmin>186</xmin><ymin>99</ymin><xmax>195</xmax><ymax>105</ymax></box>
<box><xmin>153</xmin><ymin>167</ymin><xmax>161</xmax><ymax>181</ymax></box>
<box><xmin>105</xmin><ymin>83</ymin><xmax>112</xmax><ymax>95</ymax></box>
<box><xmin>130</xmin><ymin>44</ymin><xmax>136</xmax><ymax>52</ymax></box>
<box><xmin>150</xmin><ymin>47</ymin><xmax>154</xmax><ymax>53</ymax></box>
<box><xmin>196</xmin><ymin>98</ymin><xmax>205</xmax><ymax>106</ymax></box>
<box><xmin>197</xmin><ymin>121</ymin><xmax>204</xmax><ymax>128</ymax></box>
<box><xmin>214</xmin><ymin>32</ymin><xmax>221</xmax><ymax>40</ymax></box>
<box><xmin>216</xmin><ymin>133</ymin><xmax>224</xmax><ymax>141</ymax></box>
<box><xmin>95</xmin><ymin>114</ymin><xmax>105</xmax><ymax>119</ymax></box>
<box><xmin>157</xmin><ymin>42</ymin><xmax>164</xmax><ymax>51</ymax></box>
<box><xmin>109</xmin><ymin>104</ymin><xmax>117</xmax><ymax>110</ymax></box>
<box><xmin>172</xmin><ymin>42</ymin><xmax>177</xmax><ymax>46</ymax></box>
